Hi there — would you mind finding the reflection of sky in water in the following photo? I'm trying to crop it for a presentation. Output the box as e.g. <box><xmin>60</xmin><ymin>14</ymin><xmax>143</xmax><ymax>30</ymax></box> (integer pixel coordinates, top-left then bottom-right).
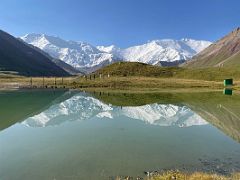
<box><xmin>22</xmin><ymin>93</ymin><xmax>208</xmax><ymax>128</ymax></box>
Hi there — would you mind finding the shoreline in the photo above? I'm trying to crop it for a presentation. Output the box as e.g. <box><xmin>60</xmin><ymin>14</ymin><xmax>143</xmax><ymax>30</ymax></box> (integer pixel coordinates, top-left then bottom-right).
<box><xmin>0</xmin><ymin>85</ymin><xmax>225</xmax><ymax>93</ymax></box>
<box><xmin>112</xmin><ymin>171</ymin><xmax>240</xmax><ymax>180</ymax></box>
<box><xmin>0</xmin><ymin>76</ymin><xmax>232</xmax><ymax>92</ymax></box>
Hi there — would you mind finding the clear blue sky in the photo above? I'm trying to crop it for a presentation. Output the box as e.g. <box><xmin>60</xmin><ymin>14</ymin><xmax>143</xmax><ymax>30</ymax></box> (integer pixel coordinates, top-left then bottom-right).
<box><xmin>0</xmin><ymin>0</ymin><xmax>239</xmax><ymax>47</ymax></box>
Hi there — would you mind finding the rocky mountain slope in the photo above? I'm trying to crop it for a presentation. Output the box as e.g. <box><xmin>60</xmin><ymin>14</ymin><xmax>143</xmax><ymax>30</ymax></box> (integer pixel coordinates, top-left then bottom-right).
<box><xmin>185</xmin><ymin>27</ymin><xmax>240</xmax><ymax>68</ymax></box>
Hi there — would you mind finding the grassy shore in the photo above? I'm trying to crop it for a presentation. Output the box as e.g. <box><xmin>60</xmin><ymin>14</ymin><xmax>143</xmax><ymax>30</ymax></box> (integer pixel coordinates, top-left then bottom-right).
<box><xmin>146</xmin><ymin>171</ymin><xmax>240</xmax><ymax>180</ymax></box>
<box><xmin>114</xmin><ymin>171</ymin><xmax>240</xmax><ymax>180</ymax></box>
<box><xmin>0</xmin><ymin>75</ymin><xmax>232</xmax><ymax>91</ymax></box>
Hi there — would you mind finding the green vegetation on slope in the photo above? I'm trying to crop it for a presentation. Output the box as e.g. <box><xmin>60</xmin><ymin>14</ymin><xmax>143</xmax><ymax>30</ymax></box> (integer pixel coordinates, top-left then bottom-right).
<box><xmin>223</xmin><ymin>51</ymin><xmax>240</xmax><ymax>68</ymax></box>
<box><xmin>94</xmin><ymin>62</ymin><xmax>240</xmax><ymax>81</ymax></box>
<box><xmin>95</xmin><ymin>62</ymin><xmax>180</xmax><ymax>77</ymax></box>
<box><xmin>174</xmin><ymin>67</ymin><xmax>240</xmax><ymax>81</ymax></box>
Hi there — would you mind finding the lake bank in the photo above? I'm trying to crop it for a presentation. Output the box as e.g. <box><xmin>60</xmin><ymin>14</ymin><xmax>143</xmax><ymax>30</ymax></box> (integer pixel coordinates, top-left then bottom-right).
<box><xmin>113</xmin><ymin>171</ymin><xmax>240</xmax><ymax>180</ymax></box>
<box><xmin>1</xmin><ymin>76</ymin><xmax>236</xmax><ymax>92</ymax></box>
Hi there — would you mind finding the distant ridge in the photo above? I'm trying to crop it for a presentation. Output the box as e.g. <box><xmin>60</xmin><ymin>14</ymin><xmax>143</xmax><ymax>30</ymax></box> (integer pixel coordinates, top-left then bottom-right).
<box><xmin>185</xmin><ymin>27</ymin><xmax>240</xmax><ymax>68</ymax></box>
<box><xmin>0</xmin><ymin>30</ymin><xmax>69</xmax><ymax>77</ymax></box>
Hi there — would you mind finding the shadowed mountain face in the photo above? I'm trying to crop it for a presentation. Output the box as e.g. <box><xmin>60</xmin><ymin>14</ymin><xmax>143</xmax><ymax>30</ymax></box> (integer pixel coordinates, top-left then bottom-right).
<box><xmin>185</xmin><ymin>27</ymin><xmax>240</xmax><ymax>68</ymax></box>
<box><xmin>51</xmin><ymin>58</ymin><xmax>83</xmax><ymax>75</ymax></box>
<box><xmin>0</xmin><ymin>30</ymin><xmax>69</xmax><ymax>76</ymax></box>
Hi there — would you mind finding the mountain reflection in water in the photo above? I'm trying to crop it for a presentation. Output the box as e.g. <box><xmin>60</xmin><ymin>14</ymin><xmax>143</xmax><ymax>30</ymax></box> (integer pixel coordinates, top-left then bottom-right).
<box><xmin>22</xmin><ymin>93</ymin><xmax>208</xmax><ymax>128</ymax></box>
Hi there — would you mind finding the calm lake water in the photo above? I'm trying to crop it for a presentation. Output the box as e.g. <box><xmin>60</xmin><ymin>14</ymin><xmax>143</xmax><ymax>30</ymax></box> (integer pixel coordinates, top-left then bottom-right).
<box><xmin>0</xmin><ymin>90</ymin><xmax>240</xmax><ymax>179</ymax></box>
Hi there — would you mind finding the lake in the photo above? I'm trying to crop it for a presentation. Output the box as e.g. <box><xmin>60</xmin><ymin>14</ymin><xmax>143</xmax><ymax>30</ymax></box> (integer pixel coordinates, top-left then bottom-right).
<box><xmin>0</xmin><ymin>90</ymin><xmax>240</xmax><ymax>179</ymax></box>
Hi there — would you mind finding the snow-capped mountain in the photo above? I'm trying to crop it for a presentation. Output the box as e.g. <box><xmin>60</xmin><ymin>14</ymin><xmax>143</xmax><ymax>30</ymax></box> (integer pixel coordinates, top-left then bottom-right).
<box><xmin>21</xmin><ymin>34</ymin><xmax>119</xmax><ymax>69</ymax></box>
<box><xmin>21</xmin><ymin>34</ymin><xmax>211</xmax><ymax>70</ymax></box>
<box><xmin>119</xmin><ymin>39</ymin><xmax>211</xmax><ymax>65</ymax></box>
<box><xmin>97</xmin><ymin>45</ymin><xmax>122</xmax><ymax>57</ymax></box>
<box><xmin>98</xmin><ymin>39</ymin><xmax>211</xmax><ymax>65</ymax></box>
<box><xmin>22</xmin><ymin>93</ymin><xmax>208</xmax><ymax>128</ymax></box>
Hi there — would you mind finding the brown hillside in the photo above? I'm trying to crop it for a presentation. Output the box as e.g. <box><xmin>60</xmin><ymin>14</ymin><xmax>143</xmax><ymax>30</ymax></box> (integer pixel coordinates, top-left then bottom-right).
<box><xmin>185</xmin><ymin>27</ymin><xmax>240</xmax><ymax>68</ymax></box>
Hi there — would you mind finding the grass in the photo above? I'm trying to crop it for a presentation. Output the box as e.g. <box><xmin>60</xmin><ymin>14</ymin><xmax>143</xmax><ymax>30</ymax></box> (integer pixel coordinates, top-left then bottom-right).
<box><xmin>144</xmin><ymin>171</ymin><xmax>240</xmax><ymax>180</ymax></box>
<box><xmin>95</xmin><ymin>62</ymin><xmax>180</xmax><ymax>77</ymax></box>
<box><xmin>0</xmin><ymin>75</ymin><xmax>74</xmax><ymax>90</ymax></box>
<box><xmin>95</xmin><ymin>62</ymin><xmax>240</xmax><ymax>81</ymax></box>
<box><xmin>174</xmin><ymin>67</ymin><xmax>240</xmax><ymax>81</ymax></box>
<box><xmin>0</xmin><ymin>75</ymin><xmax>238</xmax><ymax>92</ymax></box>
<box><xmin>0</xmin><ymin>75</ymin><xmax>226</xmax><ymax>91</ymax></box>
<box><xmin>74</xmin><ymin>77</ymin><xmax>224</xmax><ymax>90</ymax></box>
<box><xmin>113</xmin><ymin>171</ymin><xmax>240</xmax><ymax>180</ymax></box>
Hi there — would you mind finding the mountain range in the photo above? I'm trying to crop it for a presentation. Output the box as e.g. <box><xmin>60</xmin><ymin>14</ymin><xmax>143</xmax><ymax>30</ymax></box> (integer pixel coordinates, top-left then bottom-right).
<box><xmin>1</xmin><ymin>28</ymin><xmax>239</xmax><ymax>77</ymax></box>
<box><xmin>21</xmin><ymin>34</ymin><xmax>211</xmax><ymax>72</ymax></box>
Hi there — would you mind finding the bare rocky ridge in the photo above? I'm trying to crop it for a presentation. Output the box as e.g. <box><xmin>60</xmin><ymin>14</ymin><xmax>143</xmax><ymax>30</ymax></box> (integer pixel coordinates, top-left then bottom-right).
<box><xmin>185</xmin><ymin>27</ymin><xmax>240</xmax><ymax>68</ymax></box>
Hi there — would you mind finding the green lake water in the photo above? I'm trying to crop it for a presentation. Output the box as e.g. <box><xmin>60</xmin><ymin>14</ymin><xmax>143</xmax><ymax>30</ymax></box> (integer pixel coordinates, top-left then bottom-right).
<box><xmin>0</xmin><ymin>90</ymin><xmax>240</xmax><ymax>179</ymax></box>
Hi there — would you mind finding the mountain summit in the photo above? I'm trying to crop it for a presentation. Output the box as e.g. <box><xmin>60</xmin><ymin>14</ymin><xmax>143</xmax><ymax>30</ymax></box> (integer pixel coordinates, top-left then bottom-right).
<box><xmin>115</xmin><ymin>39</ymin><xmax>211</xmax><ymax>66</ymax></box>
<box><xmin>21</xmin><ymin>34</ymin><xmax>118</xmax><ymax>71</ymax></box>
<box><xmin>21</xmin><ymin>34</ymin><xmax>211</xmax><ymax>71</ymax></box>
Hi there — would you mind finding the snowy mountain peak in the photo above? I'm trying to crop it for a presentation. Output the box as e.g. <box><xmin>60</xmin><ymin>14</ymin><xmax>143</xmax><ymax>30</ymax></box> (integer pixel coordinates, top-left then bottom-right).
<box><xmin>22</xmin><ymin>33</ymin><xmax>94</xmax><ymax>51</ymax></box>
<box><xmin>21</xmin><ymin>33</ymin><xmax>211</xmax><ymax>70</ymax></box>
<box><xmin>97</xmin><ymin>45</ymin><xmax>120</xmax><ymax>53</ymax></box>
<box><xmin>180</xmin><ymin>38</ymin><xmax>212</xmax><ymax>53</ymax></box>
<box><xmin>120</xmin><ymin>39</ymin><xmax>211</xmax><ymax>64</ymax></box>
<box><xmin>21</xmin><ymin>33</ymin><xmax>117</xmax><ymax>69</ymax></box>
